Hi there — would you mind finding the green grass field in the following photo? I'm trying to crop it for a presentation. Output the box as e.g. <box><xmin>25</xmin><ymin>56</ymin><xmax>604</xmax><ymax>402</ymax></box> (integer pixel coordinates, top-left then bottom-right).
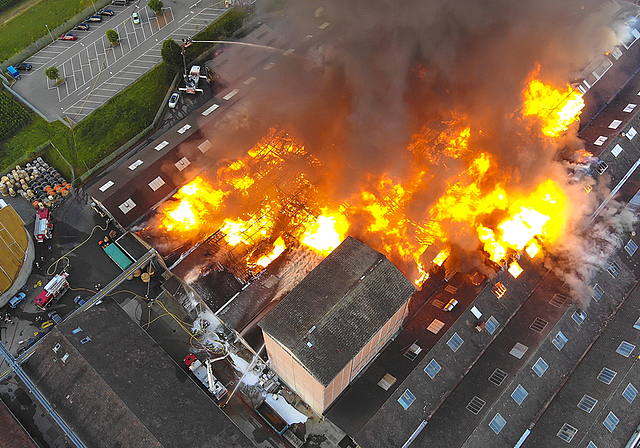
<box><xmin>0</xmin><ymin>7</ymin><xmax>248</xmax><ymax>180</ymax></box>
<box><xmin>0</xmin><ymin>86</ymin><xmax>32</xmax><ymax>137</ymax></box>
<box><xmin>0</xmin><ymin>0</ymin><xmax>95</xmax><ymax>63</ymax></box>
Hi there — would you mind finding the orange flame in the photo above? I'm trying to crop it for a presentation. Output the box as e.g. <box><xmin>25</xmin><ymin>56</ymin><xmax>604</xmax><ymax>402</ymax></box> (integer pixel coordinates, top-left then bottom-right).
<box><xmin>153</xmin><ymin>73</ymin><xmax>575</xmax><ymax>281</ymax></box>
<box><xmin>523</xmin><ymin>76</ymin><xmax>585</xmax><ymax>137</ymax></box>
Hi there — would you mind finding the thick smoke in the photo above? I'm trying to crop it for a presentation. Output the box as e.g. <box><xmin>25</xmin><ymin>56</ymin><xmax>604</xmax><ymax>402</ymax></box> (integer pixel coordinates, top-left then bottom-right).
<box><xmin>190</xmin><ymin>0</ymin><xmax>630</xmax><ymax>285</ymax></box>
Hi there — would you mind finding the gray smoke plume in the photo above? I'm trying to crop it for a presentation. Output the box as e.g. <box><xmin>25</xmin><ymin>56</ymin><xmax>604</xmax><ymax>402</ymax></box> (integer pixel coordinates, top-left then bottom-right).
<box><xmin>174</xmin><ymin>0</ymin><xmax>631</xmax><ymax>285</ymax></box>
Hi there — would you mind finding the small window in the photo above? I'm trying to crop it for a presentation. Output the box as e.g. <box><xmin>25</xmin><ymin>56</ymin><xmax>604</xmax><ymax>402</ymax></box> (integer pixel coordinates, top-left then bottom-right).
<box><xmin>511</xmin><ymin>384</ymin><xmax>528</xmax><ymax>405</ymax></box>
<box><xmin>470</xmin><ymin>306</ymin><xmax>482</xmax><ymax>319</ymax></box>
<box><xmin>603</xmin><ymin>411</ymin><xmax>620</xmax><ymax>432</ymax></box>
<box><xmin>398</xmin><ymin>389</ymin><xmax>416</xmax><ymax>410</ymax></box>
<box><xmin>617</xmin><ymin>341</ymin><xmax>636</xmax><ymax>357</ymax></box>
<box><xmin>634</xmin><ymin>317</ymin><xmax>640</xmax><ymax>330</ymax></box>
<box><xmin>424</xmin><ymin>359</ymin><xmax>442</xmax><ymax>379</ymax></box>
<box><xmin>624</xmin><ymin>103</ymin><xmax>637</xmax><ymax>113</ymax></box>
<box><xmin>572</xmin><ymin>309</ymin><xmax>587</xmax><ymax>325</ymax></box>
<box><xmin>607</xmin><ymin>261</ymin><xmax>621</xmax><ymax>277</ymax></box>
<box><xmin>596</xmin><ymin>160</ymin><xmax>609</xmax><ymax>174</ymax></box>
<box><xmin>148</xmin><ymin>176</ymin><xmax>166</xmax><ymax>192</ymax></box>
<box><xmin>557</xmin><ymin>423</ymin><xmax>578</xmax><ymax>442</ymax></box>
<box><xmin>597</xmin><ymin>367</ymin><xmax>617</xmax><ymax>385</ymax></box>
<box><xmin>485</xmin><ymin>316</ymin><xmax>499</xmax><ymax>334</ymax></box>
<box><xmin>628</xmin><ymin>126</ymin><xmax>638</xmax><ymax>139</ymax></box>
<box><xmin>492</xmin><ymin>282</ymin><xmax>507</xmax><ymax>298</ymax></box>
<box><xmin>530</xmin><ymin>317</ymin><xmax>548</xmax><ymax>333</ymax></box>
<box><xmin>510</xmin><ymin>342</ymin><xmax>529</xmax><ymax>359</ymax></box>
<box><xmin>549</xmin><ymin>293</ymin><xmax>568</xmax><ymax>308</ymax></box>
<box><xmin>594</xmin><ymin>136</ymin><xmax>608</xmax><ymax>146</ymax></box>
<box><xmin>587</xmin><ymin>442</ymin><xmax>598</xmax><ymax>448</ymax></box>
<box><xmin>489</xmin><ymin>413</ymin><xmax>506</xmax><ymax>434</ymax></box>
<box><xmin>447</xmin><ymin>333</ymin><xmax>464</xmax><ymax>352</ymax></box>
<box><xmin>577</xmin><ymin>395</ymin><xmax>598</xmax><ymax>413</ymax></box>
<box><xmin>592</xmin><ymin>284</ymin><xmax>604</xmax><ymax>301</ymax></box>
<box><xmin>623</xmin><ymin>383</ymin><xmax>638</xmax><ymax>403</ymax></box>
<box><xmin>532</xmin><ymin>357</ymin><xmax>549</xmax><ymax>377</ymax></box>
<box><xmin>609</xmin><ymin>119</ymin><xmax>622</xmax><ymax>129</ymax></box>
<box><xmin>611</xmin><ymin>143</ymin><xmax>624</xmax><ymax>157</ymax></box>
<box><xmin>552</xmin><ymin>331</ymin><xmax>569</xmax><ymax>351</ymax></box>
<box><xmin>466</xmin><ymin>396</ymin><xmax>486</xmax><ymax>414</ymax></box>
<box><xmin>625</xmin><ymin>239</ymin><xmax>639</xmax><ymax>256</ymax></box>
<box><xmin>488</xmin><ymin>368</ymin><xmax>508</xmax><ymax>386</ymax></box>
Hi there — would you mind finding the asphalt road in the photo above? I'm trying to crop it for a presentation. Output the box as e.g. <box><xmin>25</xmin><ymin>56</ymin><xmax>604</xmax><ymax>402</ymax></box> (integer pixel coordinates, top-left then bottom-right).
<box><xmin>11</xmin><ymin>0</ymin><xmax>229</xmax><ymax>122</ymax></box>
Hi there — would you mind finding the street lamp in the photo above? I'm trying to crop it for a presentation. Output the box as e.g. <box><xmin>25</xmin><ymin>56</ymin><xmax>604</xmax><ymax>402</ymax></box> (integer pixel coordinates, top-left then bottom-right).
<box><xmin>45</xmin><ymin>24</ymin><xmax>54</xmax><ymax>43</ymax></box>
<box><xmin>90</xmin><ymin>0</ymin><xmax>97</xmax><ymax>13</ymax></box>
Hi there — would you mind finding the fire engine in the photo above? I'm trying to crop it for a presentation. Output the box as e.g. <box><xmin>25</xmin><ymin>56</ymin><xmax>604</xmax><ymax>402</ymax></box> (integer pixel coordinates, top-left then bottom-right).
<box><xmin>34</xmin><ymin>272</ymin><xmax>69</xmax><ymax>310</ymax></box>
<box><xmin>34</xmin><ymin>207</ymin><xmax>53</xmax><ymax>242</ymax></box>
<box><xmin>184</xmin><ymin>353</ymin><xmax>228</xmax><ymax>400</ymax></box>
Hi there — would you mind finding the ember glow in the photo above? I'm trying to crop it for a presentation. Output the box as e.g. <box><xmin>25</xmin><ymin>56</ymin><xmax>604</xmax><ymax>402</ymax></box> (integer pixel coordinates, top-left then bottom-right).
<box><xmin>523</xmin><ymin>76</ymin><xmax>585</xmax><ymax>137</ymax></box>
<box><xmin>151</xmin><ymin>73</ymin><xmax>581</xmax><ymax>284</ymax></box>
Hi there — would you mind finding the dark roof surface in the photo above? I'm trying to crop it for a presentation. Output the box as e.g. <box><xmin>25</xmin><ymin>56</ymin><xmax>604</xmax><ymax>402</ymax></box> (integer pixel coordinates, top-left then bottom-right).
<box><xmin>259</xmin><ymin>236</ymin><xmax>416</xmax><ymax>386</ymax></box>
<box><xmin>23</xmin><ymin>298</ymin><xmax>252</xmax><ymax>448</ymax></box>
<box><xmin>0</xmin><ymin>400</ymin><xmax>38</xmax><ymax>448</ymax></box>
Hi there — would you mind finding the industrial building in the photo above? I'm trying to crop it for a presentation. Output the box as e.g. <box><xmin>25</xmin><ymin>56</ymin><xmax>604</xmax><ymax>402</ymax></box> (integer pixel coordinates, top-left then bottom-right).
<box><xmin>259</xmin><ymin>236</ymin><xmax>416</xmax><ymax>415</ymax></box>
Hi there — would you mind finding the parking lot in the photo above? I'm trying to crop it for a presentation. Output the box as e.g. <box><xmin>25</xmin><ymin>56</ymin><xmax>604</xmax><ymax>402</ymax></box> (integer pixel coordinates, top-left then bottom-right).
<box><xmin>11</xmin><ymin>0</ymin><xmax>229</xmax><ymax>122</ymax></box>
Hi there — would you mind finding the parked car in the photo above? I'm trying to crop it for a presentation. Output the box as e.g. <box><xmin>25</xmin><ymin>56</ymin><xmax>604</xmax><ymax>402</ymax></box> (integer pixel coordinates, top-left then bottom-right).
<box><xmin>213</xmin><ymin>47</ymin><xmax>225</xmax><ymax>57</ymax></box>
<box><xmin>74</xmin><ymin>295</ymin><xmax>86</xmax><ymax>306</ymax></box>
<box><xmin>14</xmin><ymin>62</ymin><xmax>32</xmax><ymax>71</ymax></box>
<box><xmin>132</xmin><ymin>12</ymin><xmax>140</xmax><ymax>24</ymax></box>
<box><xmin>75</xmin><ymin>22</ymin><xmax>90</xmax><ymax>30</ymax></box>
<box><xmin>59</xmin><ymin>33</ymin><xmax>78</xmax><ymax>41</ymax></box>
<box><xmin>86</xmin><ymin>15</ymin><xmax>102</xmax><ymax>22</ymax></box>
<box><xmin>443</xmin><ymin>298</ymin><xmax>458</xmax><ymax>312</ymax></box>
<box><xmin>8</xmin><ymin>292</ymin><xmax>26</xmax><ymax>308</ymax></box>
<box><xmin>48</xmin><ymin>310</ymin><xmax>62</xmax><ymax>324</ymax></box>
<box><xmin>168</xmin><ymin>92</ymin><xmax>180</xmax><ymax>109</ymax></box>
<box><xmin>98</xmin><ymin>8</ymin><xmax>114</xmax><ymax>15</ymax></box>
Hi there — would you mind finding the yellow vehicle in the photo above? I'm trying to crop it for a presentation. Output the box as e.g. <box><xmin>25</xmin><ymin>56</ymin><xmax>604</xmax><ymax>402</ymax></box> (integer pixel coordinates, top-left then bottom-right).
<box><xmin>40</xmin><ymin>320</ymin><xmax>55</xmax><ymax>330</ymax></box>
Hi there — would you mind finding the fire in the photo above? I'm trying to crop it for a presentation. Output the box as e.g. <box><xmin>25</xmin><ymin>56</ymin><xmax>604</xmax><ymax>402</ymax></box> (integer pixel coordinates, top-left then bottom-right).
<box><xmin>151</xmin><ymin>69</ymin><xmax>578</xmax><ymax>283</ymax></box>
<box><xmin>255</xmin><ymin>236</ymin><xmax>286</xmax><ymax>268</ymax></box>
<box><xmin>301</xmin><ymin>211</ymin><xmax>349</xmax><ymax>255</ymax></box>
<box><xmin>523</xmin><ymin>76</ymin><xmax>585</xmax><ymax>137</ymax></box>
<box><xmin>526</xmin><ymin>242</ymin><xmax>539</xmax><ymax>258</ymax></box>
<box><xmin>160</xmin><ymin>177</ymin><xmax>227</xmax><ymax>234</ymax></box>
<box><xmin>508</xmin><ymin>260</ymin><xmax>523</xmax><ymax>278</ymax></box>
<box><xmin>477</xmin><ymin>179</ymin><xmax>565</xmax><ymax>263</ymax></box>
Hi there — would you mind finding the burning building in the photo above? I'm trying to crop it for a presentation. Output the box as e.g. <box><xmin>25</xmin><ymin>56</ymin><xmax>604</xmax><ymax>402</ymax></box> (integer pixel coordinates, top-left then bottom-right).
<box><xmin>258</xmin><ymin>236</ymin><xmax>416</xmax><ymax>415</ymax></box>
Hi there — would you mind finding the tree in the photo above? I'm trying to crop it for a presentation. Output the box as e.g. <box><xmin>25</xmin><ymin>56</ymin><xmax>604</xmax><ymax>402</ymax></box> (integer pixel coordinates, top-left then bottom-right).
<box><xmin>106</xmin><ymin>29</ymin><xmax>119</xmax><ymax>45</ymax></box>
<box><xmin>161</xmin><ymin>39</ymin><xmax>183</xmax><ymax>72</ymax></box>
<box><xmin>45</xmin><ymin>66</ymin><xmax>59</xmax><ymax>82</ymax></box>
<box><xmin>148</xmin><ymin>0</ymin><xmax>164</xmax><ymax>15</ymax></box>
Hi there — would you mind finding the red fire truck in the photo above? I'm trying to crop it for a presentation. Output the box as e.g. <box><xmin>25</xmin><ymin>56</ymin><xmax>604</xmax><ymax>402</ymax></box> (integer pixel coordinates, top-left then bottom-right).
<box><xmin>34</xmin><ymin>272</ymin><xmax>69</xmax><ymax>310</ymax></box>
<box><xmin>34</xmin><ymin>208</ymin><xmax>53</xmax><ymax>243</ymax></box>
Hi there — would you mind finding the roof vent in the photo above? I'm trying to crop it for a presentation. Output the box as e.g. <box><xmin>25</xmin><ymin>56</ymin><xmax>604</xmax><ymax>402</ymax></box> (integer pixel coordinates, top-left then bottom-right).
<box><xmin>307</xmin><ymin>341</ymin><xmax>313</xmax><ymax>348</ymax></box>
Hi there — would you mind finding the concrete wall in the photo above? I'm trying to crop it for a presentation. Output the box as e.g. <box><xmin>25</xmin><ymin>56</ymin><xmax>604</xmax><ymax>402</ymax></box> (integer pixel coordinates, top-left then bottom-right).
<box><xmin>263</xmin><ymin>333</ymin><xmax>324</xmax><ymax>415</ymax></box>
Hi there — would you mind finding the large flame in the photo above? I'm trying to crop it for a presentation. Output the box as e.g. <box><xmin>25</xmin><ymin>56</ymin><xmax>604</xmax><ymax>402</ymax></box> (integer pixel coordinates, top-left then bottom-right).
<box><xmin>523</xmin><ymin>75</ymin><xmax>585</xmax><ymax>137</ymax></box>
<box><xmin>151</xmin><ymin>72</ymin><xmax>580</xmax><ymax>283</ymax></box>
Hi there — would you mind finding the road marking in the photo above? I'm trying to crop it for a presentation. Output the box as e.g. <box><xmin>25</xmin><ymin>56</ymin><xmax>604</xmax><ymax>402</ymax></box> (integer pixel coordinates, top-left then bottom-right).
<box><xmin>263</xmin><ymin>62</ymin><xmax>275</xmax><ymax>70</ymax></box>
<box><xmin>244</xmin><ymin>77</ymin><xmax>256</xmax><ymax>85</ymax></box>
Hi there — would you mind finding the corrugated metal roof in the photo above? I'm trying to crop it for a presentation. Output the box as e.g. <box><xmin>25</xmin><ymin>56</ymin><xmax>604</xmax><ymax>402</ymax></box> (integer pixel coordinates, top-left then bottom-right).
<box><xmin>259</xmin><ymin>236</ymin><xmax>416</xmax><ymax>386</ymax></box>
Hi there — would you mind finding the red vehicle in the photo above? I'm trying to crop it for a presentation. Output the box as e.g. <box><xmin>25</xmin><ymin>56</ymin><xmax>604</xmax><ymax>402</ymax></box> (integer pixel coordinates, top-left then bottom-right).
<box><xmin>34</xmin><ymin>208</ymin><xmax>53</xmax><ymax>243</ymax></box>
<box><xmin>59</xmin><ymin>33</ymin><xmax>77</xmax><ymax>41</ymax></box>
<box><xmin>35</xmin><ymin>273</ymin><xmax>69</xmax><ymax>310</ymax></box>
